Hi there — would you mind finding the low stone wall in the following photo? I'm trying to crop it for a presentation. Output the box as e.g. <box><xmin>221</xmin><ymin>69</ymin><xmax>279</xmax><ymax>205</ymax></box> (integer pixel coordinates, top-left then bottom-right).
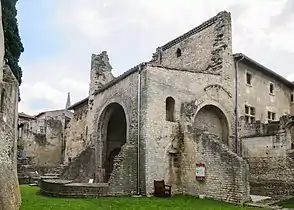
<box><xmin>250</xmin><ymin>180</ymin><xmax>294</xmax><ymax>197</ymax></box>
<box><xmin>181</xmin><ymin>132</ymin><xmax>251</xmax><ymax>204</ymax></box>
<box><xmin>61</xmin><ymin>147</ymin><xmax>96</xmax><ymax>182</ymax></box>
<box><xmin>40</xmin><ymin>179</ymin><xmax>110</xmax><ymax>197</ymax></box>
<box><xmin>245</xmin><ymin>155</ymin><xmax>294</xmax><ymax>197</ymax></box>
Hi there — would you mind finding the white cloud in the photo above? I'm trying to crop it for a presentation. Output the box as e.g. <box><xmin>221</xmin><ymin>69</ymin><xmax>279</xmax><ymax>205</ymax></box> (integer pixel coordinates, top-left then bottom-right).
<box><xmin>18</xmin><ymin>0</ymin><xmax>294</xmax><ymax>114</ymax></box>
<box><xmin>287</xmin><ymin>74</ymin><xmax>294</xmax><ymax>82</ymax></box>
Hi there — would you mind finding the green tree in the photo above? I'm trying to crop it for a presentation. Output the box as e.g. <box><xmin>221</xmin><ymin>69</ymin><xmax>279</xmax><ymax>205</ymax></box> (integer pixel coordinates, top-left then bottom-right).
<box><xmin>1</xmin><ymin>0</ymin><xmax>24</xmax><ymax>85</ymax></box>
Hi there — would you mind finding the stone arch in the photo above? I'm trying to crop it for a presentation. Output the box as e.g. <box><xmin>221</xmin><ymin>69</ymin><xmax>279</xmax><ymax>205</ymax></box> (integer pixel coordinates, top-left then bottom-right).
<box><xmin>193</xmin><ymin>102</ymin><xmax>230</xmax><ymax>146</ymax></box>
<box><xmin>98</xmin><ymin>102</ymin><xmax>128</xmax><ymax>182</ymax></box>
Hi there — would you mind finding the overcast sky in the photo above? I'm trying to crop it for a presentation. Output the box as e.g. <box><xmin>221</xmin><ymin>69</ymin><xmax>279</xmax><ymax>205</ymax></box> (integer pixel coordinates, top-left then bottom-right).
<box><xmin>16</xmin><ymin>0</ymin><xmax>294</xmax><ymax>115</ymax></box>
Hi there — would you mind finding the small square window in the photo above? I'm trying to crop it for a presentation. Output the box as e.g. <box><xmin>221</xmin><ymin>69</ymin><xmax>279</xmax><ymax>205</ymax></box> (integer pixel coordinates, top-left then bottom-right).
<box><xmin>250</xmin><ymin>116</ymin><xmax>255</xmax><ymax>123</ymax></box>
<box><xmin>246</xmin><ymin>72</ymin><xmax>252</xmax><ymax>85</ymax></box>
<box><xmin>267</xmin><ymin>111</ymin><xmax>276</xmax><ymax>122</ymax></box>
<box><xmin>244</xmin><ymin>105</ymin><xmax>256</xmax><ymax>123</ymax></box>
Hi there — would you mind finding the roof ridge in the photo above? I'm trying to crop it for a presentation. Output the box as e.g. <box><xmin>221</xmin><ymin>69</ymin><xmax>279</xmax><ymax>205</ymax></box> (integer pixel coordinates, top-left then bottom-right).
<box><xmin>234</xmin><ymin>53</ymin><xmax>294</xmax><ymax>88</ymax></box>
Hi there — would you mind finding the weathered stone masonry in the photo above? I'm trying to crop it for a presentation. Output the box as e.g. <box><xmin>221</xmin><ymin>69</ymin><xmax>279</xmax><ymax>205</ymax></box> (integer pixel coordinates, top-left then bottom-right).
<box><xmin>241</xmin><ymin>116</ymin><xmax>294</xmax><ymax>197</ymax></box>
<box><xmin>62</xmin><ymin>11</ymin><xmax>250</xmax><ymax>204</ymax></box>
<box><xmin>0</xmin><ymin>1</ymin><xmax>21</xmax><ymax>209</ymax></box>
<box><xmin>64</xmin><ymin>102</ymin><xmax>88</xmax><ymax>164</ymax></box>
<box><xmin>18</xmin><ymin>110</ymin><xmax>73</xmax><ymax>167</ymax></box>
<box><xmin>0</xmin><ymin>65</ymin><xmax>21</xmax><ymax>210</ymax></box>
<box><xmin>143</xmin><ymin>11</ymin><xmax>249</xmax><ymax>203</ymax></box>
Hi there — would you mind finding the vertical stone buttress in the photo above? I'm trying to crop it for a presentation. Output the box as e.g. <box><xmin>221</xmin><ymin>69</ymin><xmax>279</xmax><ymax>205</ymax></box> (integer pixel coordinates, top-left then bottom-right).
<box><xmin>0</xmin><ymin>1</ymin><xmax>21</xmax><ymax>209</ymax></box>
<box><xmin>86</xmin><ymin>51</ymin><xmax>114</xmax><ymax>182</ymax></box>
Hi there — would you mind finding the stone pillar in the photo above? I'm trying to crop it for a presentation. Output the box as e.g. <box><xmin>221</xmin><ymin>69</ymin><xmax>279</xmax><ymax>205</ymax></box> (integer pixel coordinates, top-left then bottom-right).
<box><xmin>88</xmin><ymin>51</ymin><xmax>114</xmax><ymax>97</ymax></box>
<box><xmin>0</xmin><ymin>2</ymin><xmax>21</xmax><ymax>209</ymax></box>
<box><xmin>87</xmin><ymin>51</ymin><xmax>114</xmax><ymax>144</ymax></box>
<box><xmin>86</xmin><ymin>51</ymin><xmax>115</xmax><ymax>182</ymax></box>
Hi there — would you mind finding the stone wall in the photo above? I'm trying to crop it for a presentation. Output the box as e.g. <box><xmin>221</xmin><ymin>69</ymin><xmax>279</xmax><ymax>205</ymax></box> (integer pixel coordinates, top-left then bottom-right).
<box><xmin>0</xmin><ymin>65</ymin><xmax>21</xmax><ymax>209</ymax></box>
<box><xmin>40</xmin><ymin>179</ymin><xmax>109</xmax><ymax>197</ymax></box>
<box><xmin>182</xmin><ymin>132</ymin><xmax>250</xmax><ymax>203</ymax></box>
<box><xmin>19</xmin><ymin>111</ymin><xmax>70</xmax><ymax>167</ymax></box>
<box><xmin>86</xmin><ymin>64</ymin><xmax>146</xmax><ymax>195</ymax></box>
<box><xmin>62</xmin><ymin>11</ymin><xmax>252</xmax><ymax>201</ymax></box>
<box><xmin>241</xmin><ymin>116</ymin><xmax>294</xmax><ymax>196</ymax></box>
<box><xmin>246</xmin><ymin>155</ymin><xmax>294</xmax><ymax>196</ymax></box>
<box><xmin>61</xmin><ymin>147</ymin><xmax>95</xmax><ymax>182</ymax></box>
<box><xmin>64</xmin><ymin>103</ymin><xmax>88</xmax><ymax>164</ymax></box>
<box><xmin>141</xmin><ymin>12</ymin><xmax>251</xmax><ymax>203</ymax></box>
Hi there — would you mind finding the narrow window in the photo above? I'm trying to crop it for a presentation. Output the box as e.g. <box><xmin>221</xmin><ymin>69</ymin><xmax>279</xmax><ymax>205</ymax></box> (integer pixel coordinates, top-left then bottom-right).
<box><xmin>0</xmin><ymin>89</ymin><xmax>5</xmax><ymax>113</ymax></box>
<box><xmin>246</xmin><ymin>72</ymin><xmax>252</xmax><ymax>85</ymax></box>
<box><xmin>291</xmin><ymin>94</ymin><xmax>293</xmax><ymax>102</ymax></box>
<box><xmin>166</xmin><ymin>97</ymin><xmax>175</xmax><ymax>122</ymax></box>
<box><xmin>269</xmin><ymin>83</ymin><xmax>274</xmax><ymax>94</ymax></box>
<box><xmin>267</xmin><ymin>111</ymin><xmax>271</xmax><ymax>120</ymax></box>
<box><xmin>176</xmin><ymin>48</ymin><xmax>181</xmax><ymax>58</ymax></box>
<box><xmin>272</xmin><ymin>113</ymin><xmax>276</xmax><ymax>120</ymax></box>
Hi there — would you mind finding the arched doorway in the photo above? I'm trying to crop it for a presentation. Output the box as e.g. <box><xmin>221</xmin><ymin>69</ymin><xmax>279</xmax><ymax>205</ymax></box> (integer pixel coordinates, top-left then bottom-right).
<box><xmin>100</xmin><ymin>103</ymin><xmax>127</xmax><ymax>182</ymax></box>
<box><xmin>194</xmin><ymin>105</ymin><xmax>229</xmax><ymax>145</ymax></box>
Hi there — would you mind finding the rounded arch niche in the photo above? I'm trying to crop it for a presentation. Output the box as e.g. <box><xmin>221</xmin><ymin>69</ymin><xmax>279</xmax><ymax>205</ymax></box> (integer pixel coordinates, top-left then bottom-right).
<box><xmin>194</xmin><ymin>104</ymin><xmax>229</xmax><ymax>145</ymax></box>
<box><xmin>99</xmin><ymin>102</ymin><xmax>127</xmax><ymax>182</ymax></box>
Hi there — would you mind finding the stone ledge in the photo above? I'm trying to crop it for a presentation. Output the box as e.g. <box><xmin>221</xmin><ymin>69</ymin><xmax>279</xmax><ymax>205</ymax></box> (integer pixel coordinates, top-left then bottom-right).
<box><xmin>250</xmin><ymin>180</ymin><xmax>294</xmax><ymax>197</ymax></box>
<box><xmin>40</xmin><ymin>179</ymin><xmax>111</xmax><ymax>198</ymax></box>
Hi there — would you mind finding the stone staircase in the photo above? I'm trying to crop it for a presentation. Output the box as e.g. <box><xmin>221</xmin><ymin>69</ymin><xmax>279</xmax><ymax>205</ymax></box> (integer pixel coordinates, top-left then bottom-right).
<box><xmin>17</xmin><ymin>158</ymin><xmax>65</xmax><ymax>185</ymax></box>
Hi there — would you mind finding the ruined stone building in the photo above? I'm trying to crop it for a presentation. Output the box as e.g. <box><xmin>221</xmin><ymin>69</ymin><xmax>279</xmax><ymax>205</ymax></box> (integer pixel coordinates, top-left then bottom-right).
<box><xmin>40</xmin><ymin>10</ymin><xmax>294</xmax><ymax>203</ymax></box>
<box><xmin>18</xmin><ymin>93</ymin><xmax>73</xmax><ymax>167</ymax></box>
<box><xmin>0</xmin><ymin>1</ymin><xmax>21</xmax><ymax>209</ymax></box>
<box><xmin>62</xmin><ymin>11</ymin><xmax>251</xmax><ymax>203</ymax></box>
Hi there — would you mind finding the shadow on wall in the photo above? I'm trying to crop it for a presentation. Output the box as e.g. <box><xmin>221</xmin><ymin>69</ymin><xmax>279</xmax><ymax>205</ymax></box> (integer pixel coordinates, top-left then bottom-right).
<box><xmin>194</xmin><ymin>105</ymin><xmax>229</xmax><ymax>146</ymax></box>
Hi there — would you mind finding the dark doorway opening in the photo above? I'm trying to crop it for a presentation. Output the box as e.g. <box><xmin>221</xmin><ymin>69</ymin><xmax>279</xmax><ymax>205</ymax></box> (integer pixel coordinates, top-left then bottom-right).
<box><xmin>101</xmin><ymin>103</ymin><xmax>127</xmax><ymax>182</ymax></box>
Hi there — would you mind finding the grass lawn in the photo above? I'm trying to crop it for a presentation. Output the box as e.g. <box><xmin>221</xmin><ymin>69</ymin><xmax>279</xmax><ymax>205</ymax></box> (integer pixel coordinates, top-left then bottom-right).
<box><xmin>20</xmin><ymin>185</ymin><xmax>260</xmax><ymax>210</ymax></box>
<box><xmin>278</xmin><ymin>198</ymin><xmax>294</xmax><ymax>208</ymax></box>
